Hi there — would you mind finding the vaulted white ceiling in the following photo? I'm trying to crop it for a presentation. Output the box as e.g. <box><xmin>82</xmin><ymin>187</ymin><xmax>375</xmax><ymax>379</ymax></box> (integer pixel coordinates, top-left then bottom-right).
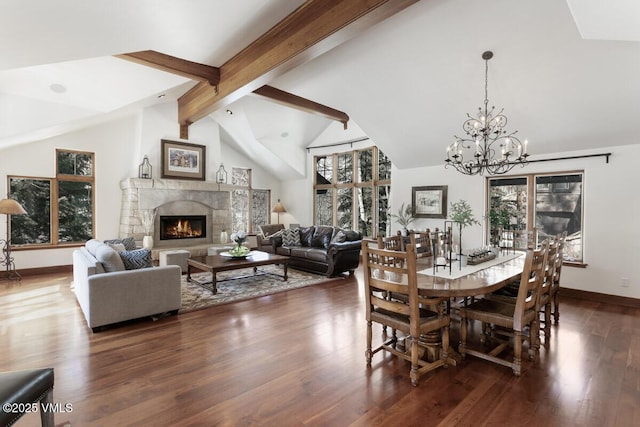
<box><xmin>1</xmin><ymin>0</ymin><xmax>639</xmax><ymax>176</ymax></box>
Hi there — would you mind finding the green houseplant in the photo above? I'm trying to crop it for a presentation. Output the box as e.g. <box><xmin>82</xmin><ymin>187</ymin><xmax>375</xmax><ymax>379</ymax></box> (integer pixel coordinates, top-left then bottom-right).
<box><xmin>449</xmin><ymin>200</ymin><xmax>480</xmax><ymax>229</ymax></box>
<box><xmin>449</xmin><ymin>200</ymin><xmax>480</xmax><ymax>263</ymax></box>
<box><xmin>390</xmin><ymin>202</ymin><xmax>416</xmax><ymax>236</ymax></box>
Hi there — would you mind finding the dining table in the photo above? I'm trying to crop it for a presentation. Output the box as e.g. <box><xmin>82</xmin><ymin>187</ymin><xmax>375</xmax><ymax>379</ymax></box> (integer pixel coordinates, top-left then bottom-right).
<box><xmin>410</xmin><ymin>252</ymin><xmax>527</xmax><ymax>364</ymax></box>
<box><xmin>414</xmin><ymin>252</ymin><xmax>526</xmax><ymax>298</ymax></box>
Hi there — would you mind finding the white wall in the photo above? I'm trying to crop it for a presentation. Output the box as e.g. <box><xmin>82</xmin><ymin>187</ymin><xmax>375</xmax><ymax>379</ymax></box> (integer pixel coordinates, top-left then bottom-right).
<box><xmin>0</xmin><ymin>102</ymin><xmax>281</xmax><ymax>270</ymax></box>
<box><xmin>392</xmin><ymin>144</ymin><xmax>640</xmax><ymax>299</ymax></box>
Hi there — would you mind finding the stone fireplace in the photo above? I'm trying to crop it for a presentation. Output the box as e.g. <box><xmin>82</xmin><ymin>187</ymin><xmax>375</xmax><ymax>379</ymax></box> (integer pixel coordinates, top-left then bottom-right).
<box><xmin>119</xmin><ymin>178</ymin><xmax>231</xmax><ymax>249</ymax></box>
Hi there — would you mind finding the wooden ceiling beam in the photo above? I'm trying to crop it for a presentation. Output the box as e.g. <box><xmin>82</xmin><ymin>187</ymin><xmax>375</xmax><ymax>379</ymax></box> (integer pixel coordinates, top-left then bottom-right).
<box><xmin>253</xmin><ymin>85</ymin><xmax>349</xmax><ymax>129</ymax></box>
<box><xmin>178</xmin><ymin>0</ymin><xmax>419</xmax><ymax>127</ymax></box>
<box><xmin>116</xmin><ymin>50</ymin><xmax>220</xmax><ymax>89</ymax></box>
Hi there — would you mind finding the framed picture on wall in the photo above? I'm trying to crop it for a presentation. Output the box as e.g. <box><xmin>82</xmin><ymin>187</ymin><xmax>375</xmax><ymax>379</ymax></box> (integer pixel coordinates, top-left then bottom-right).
<box><xmin>161</xmin><ymin>139</ymin><xmax>206</xmax><ymax>180</ymax></box>
<box><xmin>412</xmin><ymin>185</ymin><xmax>447</xmax><ymax>218</ymax></box>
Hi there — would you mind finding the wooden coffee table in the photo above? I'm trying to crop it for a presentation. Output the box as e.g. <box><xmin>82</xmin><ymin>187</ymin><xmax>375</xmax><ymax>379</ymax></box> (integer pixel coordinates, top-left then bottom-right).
<box><xmin>186</xmin><ymin>251</ymin><xmax>289</xmax><ymax>294</ymax></box>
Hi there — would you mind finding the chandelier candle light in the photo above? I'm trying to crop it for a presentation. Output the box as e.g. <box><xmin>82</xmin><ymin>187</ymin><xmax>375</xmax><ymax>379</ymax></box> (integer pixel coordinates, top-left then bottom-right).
<box><xmin>445</xmin><ymin>51</ymin><xmax>529</xmax><ymax>176</ymax></box>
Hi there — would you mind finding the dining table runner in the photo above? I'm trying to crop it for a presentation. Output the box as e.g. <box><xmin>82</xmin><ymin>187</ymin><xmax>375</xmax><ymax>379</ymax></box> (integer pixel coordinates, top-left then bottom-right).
<box><xmin>417</xmin><ymin>252</ymin><xmax>523</xmax><ymax>280</ymax></box>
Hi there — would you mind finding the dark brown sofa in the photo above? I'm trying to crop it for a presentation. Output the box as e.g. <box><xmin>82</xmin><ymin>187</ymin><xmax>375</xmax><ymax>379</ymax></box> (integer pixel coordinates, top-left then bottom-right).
<box><xmin>269</xmin><ymin>225</ymin><xmax>362</xmax><ymax>277</ymax></box>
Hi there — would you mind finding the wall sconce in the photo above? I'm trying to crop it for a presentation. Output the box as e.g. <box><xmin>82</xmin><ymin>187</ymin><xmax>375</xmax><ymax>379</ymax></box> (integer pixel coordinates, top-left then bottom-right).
<box><xmin>138</xmin><ymin>155</ymin><xmax>152</xmax><ymax>179</ymax></box>
<box><xmin>216</xmin><ymin>163</ymin><xmax>228</xmax><ymax>189</ymax></box>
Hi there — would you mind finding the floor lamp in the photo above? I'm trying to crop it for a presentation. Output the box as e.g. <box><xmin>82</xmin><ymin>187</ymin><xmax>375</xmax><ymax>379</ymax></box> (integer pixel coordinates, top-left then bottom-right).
<box><xmin>0</xmin><ymin>198</ymin><xmax>27</xmax><ymax>281</ymax></box>
<box><xmin>272</xmin><ymin>199</ymin><xmax>286</xmax><ymax>224</ymax></box>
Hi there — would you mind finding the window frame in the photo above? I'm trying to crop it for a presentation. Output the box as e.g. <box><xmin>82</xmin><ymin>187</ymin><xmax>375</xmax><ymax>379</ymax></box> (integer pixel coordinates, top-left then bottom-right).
<box><xmin>9</xmin><ymin>149</ymin><xmax>95</xmax><ymax>249</ymax></box>
<box><xmin>313</xmin><ymin>146</ymin><xmax>391</xmax><ymax>238</ymax></box>
<box><xmin>486</xmin><ymin>170</ymin><xmax>585</xmax><ymax>266</ymax></box>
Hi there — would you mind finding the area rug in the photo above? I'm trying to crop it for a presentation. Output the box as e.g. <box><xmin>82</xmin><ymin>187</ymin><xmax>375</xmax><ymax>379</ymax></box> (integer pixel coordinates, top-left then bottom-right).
<box><xmin>179</xmin><ymin>265</ymin><xmax>342</xmax><ymax>313</ymax></box>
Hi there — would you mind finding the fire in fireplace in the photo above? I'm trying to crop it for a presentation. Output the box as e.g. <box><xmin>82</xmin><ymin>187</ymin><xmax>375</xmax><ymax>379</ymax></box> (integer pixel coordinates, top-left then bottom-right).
<box><xmin>160</xmin><ymin>215</ymin><xmax>206</xmax><ymax>240</ymax></box>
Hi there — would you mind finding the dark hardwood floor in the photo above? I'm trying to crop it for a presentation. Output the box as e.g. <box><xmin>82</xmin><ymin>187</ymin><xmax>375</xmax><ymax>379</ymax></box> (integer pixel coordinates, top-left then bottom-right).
<box><xmin>1</xmin><ymin>268</ymin><xmax>638</xmax><ymax>426</ymax></box>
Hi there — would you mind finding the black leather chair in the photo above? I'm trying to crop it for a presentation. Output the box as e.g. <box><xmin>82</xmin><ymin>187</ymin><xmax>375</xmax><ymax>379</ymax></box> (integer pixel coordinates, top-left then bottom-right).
<box><xmin>0</xmin><ymin>368</ymin><xmax>54</xmax><ymax>426</ymax></box>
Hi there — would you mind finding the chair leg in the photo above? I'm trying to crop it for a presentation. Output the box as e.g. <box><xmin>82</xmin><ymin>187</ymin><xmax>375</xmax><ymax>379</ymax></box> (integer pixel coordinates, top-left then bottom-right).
<box><xmin>410</xmin><ymin>335</ymin><xmax>419</xmax><ymax>387</ymax></box>
<box><xmin>513</xmin><ymin>331</ymin><xmax>523</xmax><ymax>376</ymax></box>
<box><xmin>553</xmin><ymin>292</ymin><xmax>560</xmax><ymax>324</ymax></box>
<box><xmin>459</xmin><ymin>314</ymin><xmax>467</xmax><ymax>357</ymax></box>
<box><xmin>365</xmin><ymin>321</ymin><xmax>373</xmax><ymax>366</ymax></box>
<box><xmin>543</xmin><ymin>302</ymin><xmax>551</xmax><ymax>346</ymax></box>
<box><xmin>40</xmin><ymin>388</ymin><xmax>54</xmax><ymax>427</ymax></box>
<box><xmin>529</xmin><ymin>319</ymin><xmax>540</xmax><ymax>360</ymax></box>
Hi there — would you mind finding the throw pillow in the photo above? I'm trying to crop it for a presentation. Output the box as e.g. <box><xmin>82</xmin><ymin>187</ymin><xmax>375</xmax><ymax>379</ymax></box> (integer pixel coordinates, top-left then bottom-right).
<box><xmin>104</xmin><ymin>237</ymin><xmax>136</xmax><ymax>251</ymax></box>
<box><xmin>85</xmin><ymin>239</ymin><xmax>103</xmax><ymax>256</ymax></box>
<box><xmin>106</xmin><ymin>242</ymin><xmax>126</xmax><ymax>252</ymax></box>
<box><xmin>330</xmin><ymin>230</ymin><xmax>347</xmax><ymax>245</ymax></box>
<box><xmin>95</xmin><ymin>244</ymin><xmax>126</xmax><ymax>272</ymax></box>
<box><xmin>270</xmin><ymin>229</ymin><xmax>284</xmax><ymax>239</ymax></box>
<box><xmin>120</xmin><ymin>249</ymin><xmax>153</xmax><ymax>270</ymax></box>
<box><xmin>281</xmin><ymin>229</ymin><xmax>301</xmax><ymax>247</ymax></box>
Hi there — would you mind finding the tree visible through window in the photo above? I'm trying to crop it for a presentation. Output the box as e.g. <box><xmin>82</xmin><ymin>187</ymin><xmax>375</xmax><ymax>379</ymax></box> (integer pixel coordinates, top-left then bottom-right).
<box><xmin>313</xmin><ymin>147</ymin><xmax>391</xmax><ymax>238</ymax></box>
<box><xmin>487</xmin><ymin>172</ymin><xmax>584</xmax><ymax>262</ymax></box>
<box><xmin>9</xmin><ymin>149</ymin><xmax>95</xmax><ymax>246</ymax></box>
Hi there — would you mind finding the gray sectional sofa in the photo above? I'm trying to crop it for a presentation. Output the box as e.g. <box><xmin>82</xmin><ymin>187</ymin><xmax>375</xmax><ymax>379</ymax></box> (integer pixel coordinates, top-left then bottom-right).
<box><xmin>72</xmin><ymin>239</ymin><xmax>181</xmax><ymax>332</ymax></box>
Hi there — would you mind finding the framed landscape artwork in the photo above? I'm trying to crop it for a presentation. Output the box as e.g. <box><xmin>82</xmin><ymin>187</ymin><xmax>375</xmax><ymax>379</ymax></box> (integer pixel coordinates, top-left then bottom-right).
<box><xmin>161</xmin><ymin>139</ymin><xmax>206</xmax><ymax>180</ymax></box>
<box><xmin>412</xmin><ymin>185</ymin><xmax>447</xmax><ymax>218</ymax></box>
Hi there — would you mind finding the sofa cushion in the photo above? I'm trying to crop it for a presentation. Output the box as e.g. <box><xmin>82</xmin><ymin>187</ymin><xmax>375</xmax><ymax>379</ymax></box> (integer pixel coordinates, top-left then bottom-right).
<box><xmin>120</xmin><ymin>249</ymin><xmax>153</xmax><ymax>270</ymax></box>
<box><xmin>311</xmin><ymin>226</ymin><xmax>336</xmax><ymax>249</ymax></box>
<box><xmin>275</xmin><ymin>246</ymin><xmax>291</xmax><ymax>256</ymax></box>
<box><xmin>306</xmin><ymin>248</ymin><xmax>329</xmax><ymax>263</ymax></box>
<box><xmin>281</xmin><ymin>228</ymin><xmax>301</xmax><ymax>247</ymax></box>
<box><xmin>299</xmin><ymin>226</ymin><xmax>315</xmax><ymax>247</ymax></box>
<box><xmin>95</xmin><ymin>244</ymin><xmax>126</xmax><ymax>272</ymax></box>
<box><xmin>343</xmin><ymin>230</ymin><xmax>361</xmax><ymax>241</ymax></box>
<box><xmin>331</xmin><ymin>230</ymin><xmax>347</xmax><ymax>244</ymax></box>
<box><xmin>104</xmin><ymin>237</ymin><xmax>136</xmax><ymax>251</ymax></box>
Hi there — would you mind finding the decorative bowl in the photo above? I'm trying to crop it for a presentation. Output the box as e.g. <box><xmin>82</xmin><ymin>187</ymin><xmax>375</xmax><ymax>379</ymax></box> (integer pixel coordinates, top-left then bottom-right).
<box><xmin>226</xmin><ymin>245</ymin><xmax>250</xmax><ymax>258</ymax></box>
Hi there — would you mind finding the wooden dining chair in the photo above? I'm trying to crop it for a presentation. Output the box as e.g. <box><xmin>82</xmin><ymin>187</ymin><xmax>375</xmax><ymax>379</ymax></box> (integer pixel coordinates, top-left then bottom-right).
<box><xmin>459</xmin><ymin>240</ymin><xmax>548</xmax><ymax>376</ymax></box>
<box><xmin>362</xmin><ymin>242</ymin><xmax>450</xmax><ymax>386</ymax></box>
<box><xmin>549</xmin><ymin>231</ymin><xmax>567</xmax><ymax>324</ymax></box>
<box><xmin>410</xmin><ymin>230</ymin><xmax>432</xmax><ymax>258</ymax></box>
<box><xmin>377</xmin><ymin>234</ymin><xmax>404</xmax><ymax>251</ymax></box>
<box><xmin>499</xmin><ymin>228</ymin><xmax>536</xmax><ymax>254</ymax></box>
<box><xmin>538</xmin><ymin>237</ymin><xmax>559</xmax><ymax>344</ymax></box>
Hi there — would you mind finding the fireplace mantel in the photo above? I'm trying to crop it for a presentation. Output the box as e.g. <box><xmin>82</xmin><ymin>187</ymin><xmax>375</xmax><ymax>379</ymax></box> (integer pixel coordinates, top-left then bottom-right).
<box><xmin>119</xmin><ymin>178</ymin><xmax>231</xmax><ymax>247</ymax></box>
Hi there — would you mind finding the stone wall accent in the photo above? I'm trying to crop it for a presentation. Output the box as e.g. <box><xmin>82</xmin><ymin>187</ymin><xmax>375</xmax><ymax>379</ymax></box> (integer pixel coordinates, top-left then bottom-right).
<box><xmin>120</xmin><ymin>178</ymin><xmax>231</xmax><ymax>247</ymax></box>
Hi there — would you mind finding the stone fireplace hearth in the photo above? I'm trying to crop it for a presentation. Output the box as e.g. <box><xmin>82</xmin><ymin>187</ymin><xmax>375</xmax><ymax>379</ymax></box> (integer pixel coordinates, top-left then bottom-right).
<box><xmin>119</xmin><ymin>178</ymin><xmax>231</xmax><ymax>249</ymax></box>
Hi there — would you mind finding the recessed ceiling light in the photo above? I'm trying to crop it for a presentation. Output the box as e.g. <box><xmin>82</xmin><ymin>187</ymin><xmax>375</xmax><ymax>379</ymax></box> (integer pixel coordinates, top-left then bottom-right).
<box><xmin>157</xmin><ymin>93</ymin><xmax>166</xmax><ymax>99</ymax></box>
<box><xmin>226</xmin><ymin>109</ymin><xmax>233</xmax><ymax>115</ymax></box>
<box><xmin>281</xmin><ymin>132</ymin><xmax>289</xmax><ymax>138</ymax></box>
<box><xmin>50</xmin><ymin>83</ymin><xmax>66</xmax><ymax>94</ymax></box>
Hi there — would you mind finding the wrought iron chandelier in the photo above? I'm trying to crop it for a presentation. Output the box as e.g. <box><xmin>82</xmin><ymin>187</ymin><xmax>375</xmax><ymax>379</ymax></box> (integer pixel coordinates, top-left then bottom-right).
<box><xmin>445</xmin><ymin>51</ymin><xmax>529</xmax><ymax>175</ymax></box>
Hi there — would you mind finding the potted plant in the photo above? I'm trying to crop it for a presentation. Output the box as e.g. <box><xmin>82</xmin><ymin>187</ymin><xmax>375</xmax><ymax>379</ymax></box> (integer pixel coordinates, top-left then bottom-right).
<box><xmin>390</xmin><ymin>202</ymin><xmax>416</xmax><ymax>236</ymax></box>
<box><xmin>449</xmin><ymin>200</ymin><xmax>480</xmax><ymax>263</ymax></box>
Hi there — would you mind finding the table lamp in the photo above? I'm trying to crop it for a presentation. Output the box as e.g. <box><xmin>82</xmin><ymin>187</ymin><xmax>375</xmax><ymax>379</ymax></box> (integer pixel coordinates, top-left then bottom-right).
<box><xmin>0</xmin><ymin>198</ymin><xmax>27</xmax><ymax>281</ymax></box>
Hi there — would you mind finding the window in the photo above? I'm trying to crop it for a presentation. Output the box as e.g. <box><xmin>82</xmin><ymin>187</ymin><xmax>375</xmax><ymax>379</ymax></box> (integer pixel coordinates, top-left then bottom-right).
<box><xmin>313</xmin><ymin>147</ymin><xmax>391</xmax><ymax>238</ymax></box>
<box><xmin>487</xmin><ymin>171</ymin><xmax>584</xmax><ymax>263</ymax></box>
<box><xmin>9</xmin><ymin>149</ymin><xmax>95</xmax><ymax>247</ymax></box>
<box><xmin>230</xmin><ymin>167</ymin><xmax>270</xmax><ymax>233</ymax></box>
